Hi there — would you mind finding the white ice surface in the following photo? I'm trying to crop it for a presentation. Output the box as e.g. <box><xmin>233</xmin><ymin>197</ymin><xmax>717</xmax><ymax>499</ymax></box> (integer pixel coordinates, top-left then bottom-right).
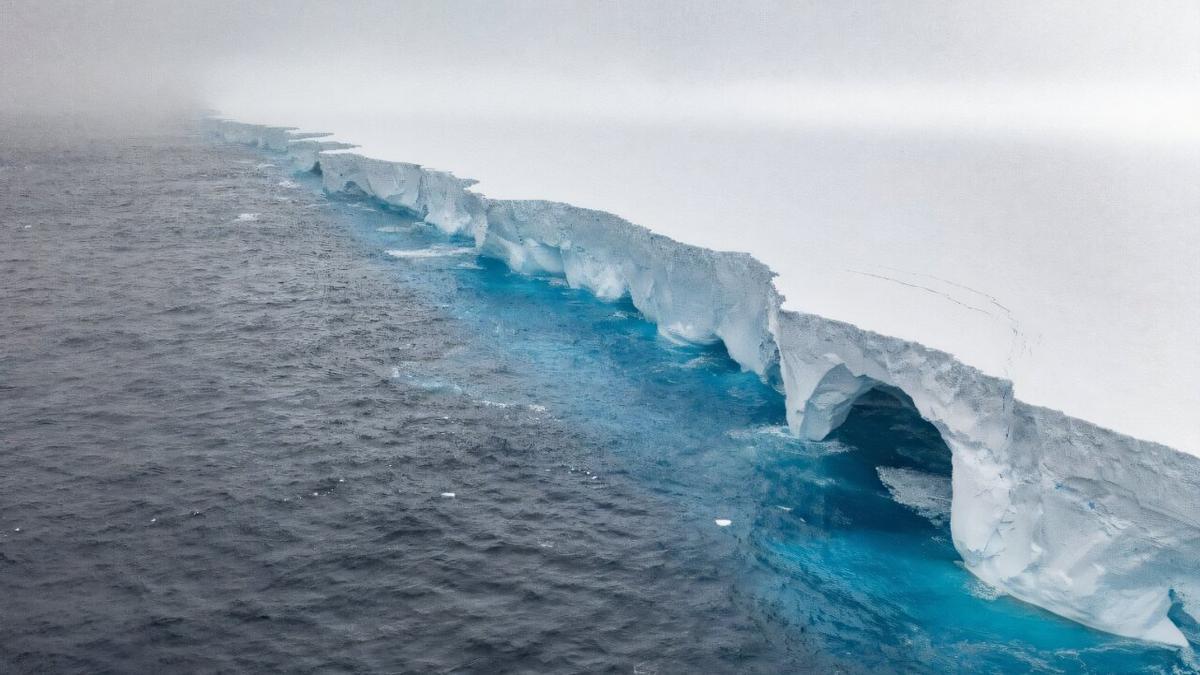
<box><xmin>208</xmin><ymin>111</ymin><xmax>1199</xmax><ymax>454</ymax></box>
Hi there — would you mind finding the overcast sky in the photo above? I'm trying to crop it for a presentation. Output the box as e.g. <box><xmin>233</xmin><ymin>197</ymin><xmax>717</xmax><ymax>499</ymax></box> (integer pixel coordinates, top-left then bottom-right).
<box><xmin>3</xmin><ymin>0</ymin><xmax>1198</xmax><ymax>140</ymax></box>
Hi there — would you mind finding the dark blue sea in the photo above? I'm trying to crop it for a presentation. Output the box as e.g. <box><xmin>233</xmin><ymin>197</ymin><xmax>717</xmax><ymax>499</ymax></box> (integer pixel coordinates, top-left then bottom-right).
<box><xmin>1</xmin><ymin>118</ymin><xmax>1193</xmax><ymax>673</ymax></box>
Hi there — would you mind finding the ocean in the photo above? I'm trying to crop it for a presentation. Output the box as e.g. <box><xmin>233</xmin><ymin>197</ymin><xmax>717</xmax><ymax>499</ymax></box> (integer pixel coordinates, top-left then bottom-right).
<box><xmin>0</xmin><ymin>117</ymin><xmax>1191</xmax><ymax>673</ymax></box>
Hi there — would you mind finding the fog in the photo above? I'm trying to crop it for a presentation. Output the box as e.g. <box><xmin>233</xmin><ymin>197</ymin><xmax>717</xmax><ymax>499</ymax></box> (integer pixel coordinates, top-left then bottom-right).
<box><xmin>3</xmin><ymin>1</ymin><xmax>1199</xmax><ymax>141</ymax></box>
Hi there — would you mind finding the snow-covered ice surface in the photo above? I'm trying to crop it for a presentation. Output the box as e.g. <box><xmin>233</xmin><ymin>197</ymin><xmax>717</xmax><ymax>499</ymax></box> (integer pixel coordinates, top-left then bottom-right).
<box><xmin>206</xmin><ymin>118</ymin><xmax>1200</xmax><ymax>648</ymax></box>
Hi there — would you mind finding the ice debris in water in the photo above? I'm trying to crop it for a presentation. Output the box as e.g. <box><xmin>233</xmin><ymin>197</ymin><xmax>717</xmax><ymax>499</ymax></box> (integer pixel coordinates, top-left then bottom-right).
<box><xmin>967</xmin><ymin>577</ymin><xmax>1005</xmax><ymax>602</ymax></box>
<box><xmin>385</xmin><ymin>246</ymin><xmax>476</xmax><ymax>259</ymax></box>
<box><xmin>440</xmin><ymin>492</ymin><xmax>456</xmax><ymax>498</ymax></box>
<box><xmin>877</xmin><ymin>466</ymin><xmax>952</xmax><ymax>527</ymax></box>
<box><xmin>714</xmin><ymin>519</ymin><xmax>732</xmax><ymax>527</ymax></box>
<box><xmin>235</xmin><ymin>213</ymin><xmax>260</xmax><ymax>222</ymax></box>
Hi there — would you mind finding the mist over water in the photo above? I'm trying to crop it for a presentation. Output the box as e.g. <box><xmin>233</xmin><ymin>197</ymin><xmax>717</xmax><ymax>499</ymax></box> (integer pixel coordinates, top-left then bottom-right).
<box><xmin>4</xmin><ymin>1</ymin><xmax>1198</xmax><ymax>142</ymax></box>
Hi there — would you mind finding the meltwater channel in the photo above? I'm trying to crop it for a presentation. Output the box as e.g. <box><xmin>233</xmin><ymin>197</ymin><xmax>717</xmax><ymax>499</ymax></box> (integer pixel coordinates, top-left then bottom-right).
<box><xmin>1</xmin><ymin>120</ymin><xmax>1194</xmax><ymax>673</ymax></box>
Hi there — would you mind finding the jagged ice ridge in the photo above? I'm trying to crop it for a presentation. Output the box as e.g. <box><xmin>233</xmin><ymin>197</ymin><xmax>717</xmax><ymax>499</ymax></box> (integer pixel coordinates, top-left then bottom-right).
<box><xmin>206</xmin><ymin>119</ymin><xmax>1200</xmax><ymax>648</ymax></box>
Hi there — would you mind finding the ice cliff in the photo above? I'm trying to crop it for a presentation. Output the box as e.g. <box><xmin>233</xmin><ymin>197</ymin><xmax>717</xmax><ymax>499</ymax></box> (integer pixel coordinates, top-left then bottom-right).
<box><xmin>206</xmin><ymin>119</ymin><xmax>1200</xmax><ymax>648</ymax></box>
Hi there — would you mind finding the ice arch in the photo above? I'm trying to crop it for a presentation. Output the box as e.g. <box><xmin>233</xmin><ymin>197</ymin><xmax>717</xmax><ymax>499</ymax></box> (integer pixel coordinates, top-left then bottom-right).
<box><xmin>773</xmin><ymin>310</ymin><xmax>1017</xmax><ymax>583</ymax></box>
<box><xmin>796</xmin><ymin>365</ymin><xmax>927</xmax><ymax>443</ymax></box>
<box><xmin>773</xmin><ymin>310</ymin><xmax>1196</xmax><ymax>646</ymax></box>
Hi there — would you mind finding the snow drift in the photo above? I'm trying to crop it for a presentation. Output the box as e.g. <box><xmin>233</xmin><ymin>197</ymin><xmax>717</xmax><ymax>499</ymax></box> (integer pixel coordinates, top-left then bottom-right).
<box><xmin>206</xmin><ymin>118</ymin><xmax>1200</xmax><ymax>648</ymax></box>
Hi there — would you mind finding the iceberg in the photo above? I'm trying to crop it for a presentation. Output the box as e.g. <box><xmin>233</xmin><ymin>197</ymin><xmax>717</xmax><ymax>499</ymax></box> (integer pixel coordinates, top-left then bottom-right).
<box><xmin>205</xmin><ymin>118</ymin><xmax>1200</xmax><ymax>648</ymax></box>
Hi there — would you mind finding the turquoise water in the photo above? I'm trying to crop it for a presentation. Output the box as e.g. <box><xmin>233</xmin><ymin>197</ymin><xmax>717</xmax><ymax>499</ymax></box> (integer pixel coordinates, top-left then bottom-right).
<box><xmin>292</xmin><ymin>166</ymin><xmax>1194</xmax><ymax>672</ymax></box>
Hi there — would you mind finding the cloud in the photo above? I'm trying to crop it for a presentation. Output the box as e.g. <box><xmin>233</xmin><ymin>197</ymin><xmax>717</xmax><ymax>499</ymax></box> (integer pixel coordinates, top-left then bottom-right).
<box><xmin>3</xmin><ymin>0</ymin><xmax>1197</xmax><ymax>138</ymax></box>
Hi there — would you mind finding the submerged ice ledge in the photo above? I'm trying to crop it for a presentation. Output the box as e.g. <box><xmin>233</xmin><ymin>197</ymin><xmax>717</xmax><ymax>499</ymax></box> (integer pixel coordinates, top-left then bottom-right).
<box><xmin>206</xmin><ymin>119</ymin><xmax>1200</xmax><ymax>648</ymax></box>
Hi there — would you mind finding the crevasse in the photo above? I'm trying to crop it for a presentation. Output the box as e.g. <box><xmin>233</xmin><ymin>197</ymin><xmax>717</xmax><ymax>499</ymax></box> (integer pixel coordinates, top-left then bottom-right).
<box><xmin>206</xmin><ymin>119</ymin><xmax>1200</xmax><ymax>648</ymax></box>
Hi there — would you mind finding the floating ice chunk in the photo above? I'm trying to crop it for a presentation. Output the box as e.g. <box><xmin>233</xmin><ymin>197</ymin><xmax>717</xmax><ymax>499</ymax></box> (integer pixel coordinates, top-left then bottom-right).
<box><xmin>714</xmin><ymin>519</ymin><xmax>732</xmax><ymax>527</ymax></box>
<box><xmin>235</xmin><ymin>213</ymin><xmax>260</xmax><ymax>222</ymax></box>
<box><xmin>385</xmin><ymin>246</ymin><xmax>476</xmax><ymax>259</ymax></box>
<box><xmin>877</xmin><ymin>466</ymin><xmax>953</xmax><ymax>526</ymax></box>
<box><xmin>440</xmin><ymin>492</ymin><xmax>456</xmax><ymax>498</ymax></box>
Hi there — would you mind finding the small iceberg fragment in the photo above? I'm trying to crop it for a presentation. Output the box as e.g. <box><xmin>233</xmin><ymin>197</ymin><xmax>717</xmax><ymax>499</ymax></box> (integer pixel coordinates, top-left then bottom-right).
<box><xmin>235</xmin><ymin>212</ymin><xmax>260</xmax><ymax>222</ymax></box>
<box><xmin>440</xmin><ymin>492</ymin><xmax>456</xmax><ymax>498</ymax></box>
<box><xmin>877</xmin><ymin>466</ymin><xmax>952</xmax><ymax>527</ymax></box>
<box><xmin>385</xmin><ymin>246</ymin><xmax>476</xmax><ymax>259</ymax></box>
<box><xmin>714</xmin><ymin>519</ymin><xmax>732</xmax><ymax>527</ymax></box>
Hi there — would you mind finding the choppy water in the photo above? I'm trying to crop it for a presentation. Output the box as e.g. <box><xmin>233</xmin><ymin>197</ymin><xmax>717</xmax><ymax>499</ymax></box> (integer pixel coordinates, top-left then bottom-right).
<box><xmin>1</xmin><ymin>119</ymin><xmax>1193</xmax><ymax>673</ymax></box>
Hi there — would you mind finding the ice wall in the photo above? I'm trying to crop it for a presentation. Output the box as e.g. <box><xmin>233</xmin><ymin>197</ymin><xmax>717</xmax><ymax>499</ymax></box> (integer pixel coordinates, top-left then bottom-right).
<box><xmin>205</xmin><ymin>118</ymin><xmax>1200</xmax><ymax>648</ymax></box>
<box><xmin>315</xmin><ymin>152</ymin><xmax>489</xmax><ymax>246</ymax></box>
<box><xmin>286</xmin><ymin>138</ymin><xmax>356</xmax><ymax>173</ymax></box>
